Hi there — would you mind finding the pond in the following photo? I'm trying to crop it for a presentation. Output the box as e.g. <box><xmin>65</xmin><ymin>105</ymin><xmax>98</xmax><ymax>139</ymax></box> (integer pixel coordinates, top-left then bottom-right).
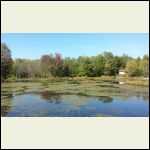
<box><xmin>1</xmin><ymin>81</ymin><xmax>149</xmax><ymax>117</ymax></box>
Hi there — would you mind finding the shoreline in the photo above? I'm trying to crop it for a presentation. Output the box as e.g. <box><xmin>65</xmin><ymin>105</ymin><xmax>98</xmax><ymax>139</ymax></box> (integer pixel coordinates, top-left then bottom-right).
<box><xmin>2</xmin><ymin>76</ymin><xmax>149</xmax><ymax>86</ymax></box>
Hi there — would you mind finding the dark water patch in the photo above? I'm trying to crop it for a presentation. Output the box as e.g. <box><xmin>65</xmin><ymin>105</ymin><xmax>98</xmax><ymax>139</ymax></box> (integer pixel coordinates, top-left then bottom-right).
<box><xmin>102</xmin><ymin>80</ymin><xmax>113</xmax><ymax>83</ymax></box>
<box><xmin>1</xmin><ymin>93</ymin><xmax>13</xmax><ymax>99</ymax></box>
<box><xmin>96</xmin><ymin>84</ymin><xmax>119</xmax><ymax>88</ymax></box>
<box><xmin>1</xmin><ymin>90</ymin><xmax>6</xmax><ymax>93</ymax></box>
<box><xmin>77</xmin><ymin>92</ymin><xmax>89</xmax><ymax>97</ymax></box>
<box><xmin>1</xmin><ymin>106</ymin><xmax>11</xmax><ymax>116</ymax></box>
<box><xmin>1</xmin><ymin>81</ymin><xmax>149</xmax><ymax>117</ymax></box>
<box><xmin>67</xmin><ymin>80</ymin><xmax>81</xmax><ymax>84</ymax></box>
<box><xmin>111</xmin><ymin>81</ymin><xmax>119</xmax><ymax>84</ymax></box>
<box><xmin>62</xmin><ymin>92</ymin><xmax>74</xmax><ymax>95</ymax></box>
<box><xmin>1</xmin><ymin>93</ymin><xmax>149</xmax><ymax>117</ymax></box>
<box><xmin>15</xmin><ymin>80</ymin><xmax>34</xmax><ymax>82</ymax></box>
<box><xmin>39</xmin><ymin>91</ymin><xmax>62</xmax><ymax>104</ymax></box>
<box><xmin>134</xmin><ymin>93</ymin><xmax>149</xmax><ymax>101</ymax></box>
<box><xmin>102</xmin><ymin>80</ymin><xmax>119</xmax><ymax>84</ymax></box>
<box><xmin>98</xmin><ymin>89</ymin><xmax>122</xmax><ymax>93</ymax></box>
<box><xmin>97</xmin><ymin>96</ymin><xmax>113</xmax><ymax>103</ymax></box>
<box><xmin>95</xmin><ymin>81</ymin><xmax>103</xmax><ymax>84</ymax></box>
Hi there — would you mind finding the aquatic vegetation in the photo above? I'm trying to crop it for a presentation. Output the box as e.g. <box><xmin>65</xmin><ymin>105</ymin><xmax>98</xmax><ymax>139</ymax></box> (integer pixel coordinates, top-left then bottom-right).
<box><xmin>1</xmin><ymin>106</ymin><xmax>11</xmax><ymax>116</ymax></box>
<box><xmin>67</xmin><ymin>80</ymin><xmax>81</xmax><ymax>84</ymax></box>
<box><xmin>1</xmin><ymin>79</ymin><xmax>149</xmax><ymax>99</ymax></box>
<box><xmin>1</xmin><ymin>80</ymin><xmax>149</xmax><ymax>117</ymax></box>
<box><xmin>77</xmin><ymin>92</ymin><xmax>89</xmax><ymax>97</ymax></box>
<box><xmin>126</xmin><ymin>80</ymin><xmax>149</xmax><ymax>86</ymax></box>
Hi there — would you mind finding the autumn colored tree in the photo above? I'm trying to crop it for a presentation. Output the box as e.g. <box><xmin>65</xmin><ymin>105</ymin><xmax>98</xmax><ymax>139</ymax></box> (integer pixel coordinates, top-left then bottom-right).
<box><xmin>40</xmin><ymin>54</ymin><xmax>54</xmax><ymax>77</ymax></box>
<box><xmin>2</xmin><ymin>42</ymin><xmax>148</xmax><ymax>79</ymax></box>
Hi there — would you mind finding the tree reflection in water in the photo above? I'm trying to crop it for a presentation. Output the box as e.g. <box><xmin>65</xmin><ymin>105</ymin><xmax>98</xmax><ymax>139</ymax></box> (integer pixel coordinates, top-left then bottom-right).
<box><xmin>1</xmin><ymin>94</ymin><xmax>13</xmax><ymax>116</ymax></box>
<box><xmin>39</xmin><ymin>91</ymin><xmax>62</xmax><ymax>104</ymax></box>
<box><xmin>97</xmin><ymin>96</ymin><xmax>113</xmax><ymax>103</ymax></box>
<box><xmin>1</xmin><ymin>106</ymin><xmax>11</xmax><ymax>116</ymax></box>
<box><xmin>1</xmin><ymin>93</ymin><xmax>13</xmax><ymax>99</ymax></box>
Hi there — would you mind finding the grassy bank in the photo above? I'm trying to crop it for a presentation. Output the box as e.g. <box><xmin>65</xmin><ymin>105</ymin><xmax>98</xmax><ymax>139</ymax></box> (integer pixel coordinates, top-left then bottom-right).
<box><xmin>116</xmin><ymin>76</ymin><xmax>149</xmax><ymax>86</ymax></box>
<box><xmin>3</xmin><ymin>76</ymin><xmax>149</xmax><ymax>86</ymax></box>
<box><xmin>125</xmin><ymin>80</ymin><xmax>149</xmax><ymax>86</ymax></box>
<box><xmin>2</xmin><ymin>76</ymin><xmax>116</xmax><ymax>84</ymax></box>
<box><xmin>2</xmin><ymin>77</ymin><xmax>149</xmax><ymax>101</ymax></box>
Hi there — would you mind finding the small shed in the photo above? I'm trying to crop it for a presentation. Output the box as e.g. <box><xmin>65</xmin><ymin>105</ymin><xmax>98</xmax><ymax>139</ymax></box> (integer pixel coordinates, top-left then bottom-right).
<box><xmin>119</xmin><ymin>70</ymin><xmax>127</xmax><ymax>75</ymax></box>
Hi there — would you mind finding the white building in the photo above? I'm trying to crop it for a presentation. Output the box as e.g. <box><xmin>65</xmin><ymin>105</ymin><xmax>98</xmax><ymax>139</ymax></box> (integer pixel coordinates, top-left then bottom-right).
<box><xmin>119</xmin><ymin>70</ymin><xmax>127</xmax><ymax>75</ymax></box>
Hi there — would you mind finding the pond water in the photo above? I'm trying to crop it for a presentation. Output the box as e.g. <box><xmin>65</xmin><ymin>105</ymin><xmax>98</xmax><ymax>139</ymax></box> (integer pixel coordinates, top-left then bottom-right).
<box><xmin>1</xmin><ymin>81</ymin><xmax>149</xmax><ymax>117</ymax></box>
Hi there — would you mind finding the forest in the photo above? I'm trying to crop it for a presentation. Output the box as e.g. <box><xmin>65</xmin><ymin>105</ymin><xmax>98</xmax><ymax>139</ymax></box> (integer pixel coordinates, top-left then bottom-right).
<box><xmin>1</xmin><ymin>43</ymin><xmax>149</xmax><ymax>80</ymax></box>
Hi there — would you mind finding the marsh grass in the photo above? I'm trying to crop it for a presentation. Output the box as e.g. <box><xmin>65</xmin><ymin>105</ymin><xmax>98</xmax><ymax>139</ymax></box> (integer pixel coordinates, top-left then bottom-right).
<box><xmin>1</xmin><ymin>78</ymin><xmax>149</xmax><ymax>117</ymax></box>
<box><xmin>126</xmin><ymin>80</ymin><xmax>149</xmax><ymax>86</ymax></box>
<box><xmin>4</xmin><ymin>76</ymin><xmax>148</xmax><ymax>86</ymax></box>
<box><xmin>67</xmin><ymin>80</ymin><xmax>81</xmax><ymax>84</ymax></box>
<box><xmin>77</xmin><ymin>92</ymin><xmax>89</xmax><ymax>97</ymax></box>
<box><xmin>1</xmin><ymin>76</ymin><xmax>149</xmax><ymax>102</ymax></box>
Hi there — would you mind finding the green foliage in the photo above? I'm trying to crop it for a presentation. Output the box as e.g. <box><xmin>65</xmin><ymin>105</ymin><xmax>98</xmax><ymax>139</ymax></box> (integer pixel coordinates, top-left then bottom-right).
<box><xmin>1</xmin><ymin>43</ymin><xmax>13</xmax><ymax>80</ymax></box>
<box><xmin>92</xmin><ymin>55</ymin><xmax>105</xmax><ymax>76</ymax></box>
<box><xmin>10</xmin><ymin>52</ymin><xmax>150</xmax><ymax>78</ymax></box>
<box><xmin>126</xmin><ymin>55</ymin><xmax>149</xmax><ymax>77</ymax></box>
<box><xmin>140</xmin><ymin>55</ymin><xmax>149</xmax><ymax>77</ymax></box>
<box><xmin>103</xmin><ymin>52</ymin><xmax>115</xmax><ymax>76</ymax></box>
<box><xmin>1</xmin><ymin>42</ymin><xmax>149</xmax><ymax>78</ymax></box>
<box><xmin>12</xmin><ymin>59</ymin><xmax>41</xmax><ymax>78</ymax></box>
<box><xmin>51</xmin><ymin>53</ymin><xmax>64</xmax><ymax>77</ymax></box>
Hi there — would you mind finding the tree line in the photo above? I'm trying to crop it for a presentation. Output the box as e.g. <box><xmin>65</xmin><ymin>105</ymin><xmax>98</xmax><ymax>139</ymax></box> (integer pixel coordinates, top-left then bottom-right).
<box><xmin>1</xmin><ymin>43</ymin><xmax>149</xmax><ymax>79</ymax></box>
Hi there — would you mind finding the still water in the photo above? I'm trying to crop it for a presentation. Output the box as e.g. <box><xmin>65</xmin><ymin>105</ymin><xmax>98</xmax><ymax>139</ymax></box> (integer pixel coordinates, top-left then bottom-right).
<box><xmin>1</xmin><ymin>91</ymin><xmax>149</xmax><ymax>117</ymax></box>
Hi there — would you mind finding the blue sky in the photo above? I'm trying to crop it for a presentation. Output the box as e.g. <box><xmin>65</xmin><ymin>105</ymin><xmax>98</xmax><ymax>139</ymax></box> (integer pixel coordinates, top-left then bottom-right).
<box><xmin>1</xmin><ymin>33</ymin><xmax>149</xmax><ymax>59</ymax></box>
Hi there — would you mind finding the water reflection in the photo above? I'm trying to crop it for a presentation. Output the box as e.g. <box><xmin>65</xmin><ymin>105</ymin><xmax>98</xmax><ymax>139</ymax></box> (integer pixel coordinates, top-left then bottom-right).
<box><xmin>1</xmin><ymin>95</ymin><xmax>13</xmax><ymax>116</ymax></box>
<box><xmin>1</xmin><ymin>106</ymin><xmax>12</xmax><ymax>116</ymax></box>
<box><xmin>96</xmin><ymin>84</ymin><xmax>119</xmax><ymax>88</ymax></box>
<box><xmin>1</xmin><ymin>89</ymin><xmax>149</xmax><ymax>117</ymax></box>
<box><xmin>98</xmin><ymin>96</ymin><xmax>113</xmax><ymax>103</ymax></box>
<box><xmin>39</xmin><ymin>91</ymin><xmax>62</xmax><ymax>104</ymax></box>
<box><xmin>1</xmin><ymin>93</ymin><xmax>13</xmax><ymax>99</ymax></box>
